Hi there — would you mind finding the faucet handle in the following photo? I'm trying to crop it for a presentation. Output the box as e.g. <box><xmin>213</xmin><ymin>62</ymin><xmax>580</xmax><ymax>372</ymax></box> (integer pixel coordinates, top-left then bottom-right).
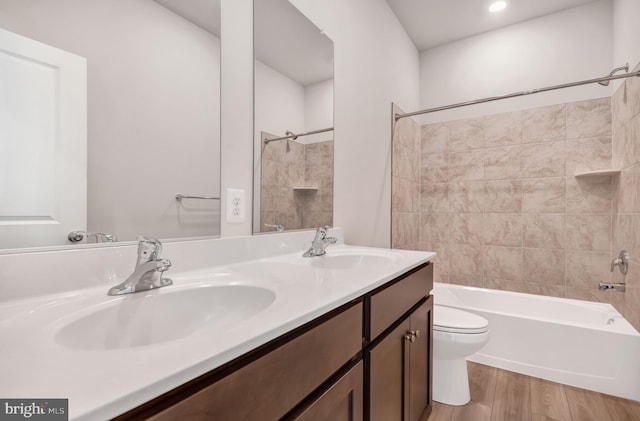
<box><xmin>137</xmin><ymin>236</ymin><xmax>163</xmax><ymax>261</ymax></box>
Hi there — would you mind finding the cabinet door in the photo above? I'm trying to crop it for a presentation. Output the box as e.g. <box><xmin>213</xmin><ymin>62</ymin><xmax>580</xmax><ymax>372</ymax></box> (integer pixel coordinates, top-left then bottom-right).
<box><xmin>369</xmin><ymin>319</ymin><xmax>410</xmax><ymax>421</ymax></box>
<box><xmin>368</xmin><ymin>297</ymin><xmax>433</xmax><ymax>421</ymax></box>
<box><xmin>409</xmin><ymin>298</ymin><xmax>433</xmax><ymax>421</ymax></box>
<box><xmin>290</xmin><ymin>362</ymin><xmax>363</xmax><ymax>421</ymax></box>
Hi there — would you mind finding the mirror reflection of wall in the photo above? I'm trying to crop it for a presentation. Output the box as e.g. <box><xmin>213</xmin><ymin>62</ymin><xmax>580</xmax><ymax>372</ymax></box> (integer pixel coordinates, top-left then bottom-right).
<box><xmin>253</xmin><ymin>0</ymin><xmax>334</xmax><ymax>234</ymax></box>
<box><xmin>0</xmin><ymin>0</ymin><xmax>221</xmax><ymax>250</ymax></box>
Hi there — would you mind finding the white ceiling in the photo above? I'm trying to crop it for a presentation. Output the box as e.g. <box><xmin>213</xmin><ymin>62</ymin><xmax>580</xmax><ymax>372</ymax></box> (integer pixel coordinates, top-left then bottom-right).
<box><xmin>154</xmin><ymin>0</ymin><xmax>333</xmax><ymax>87</ymax></box>
<box><xmin>386</xmin><ymin>0</ymin><xmax>599</xmax><ymax>51</ymax></box>
<box><xmin>154</xmin><ymin>0</ymin><xmax>221</xmax><ymax>37</ymax></box>
<box><xmin>254</xmin><ymin>0</ymin><xmax>333</xmax><ymax>86</ymax></box>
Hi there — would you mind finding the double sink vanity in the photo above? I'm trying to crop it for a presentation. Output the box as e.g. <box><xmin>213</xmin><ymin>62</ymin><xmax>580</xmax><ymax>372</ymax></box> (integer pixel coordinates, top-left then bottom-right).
<box><xmin>0</xmin><ymin>228</ymin><xmax>435</xmax><ymax>420</ymax></box>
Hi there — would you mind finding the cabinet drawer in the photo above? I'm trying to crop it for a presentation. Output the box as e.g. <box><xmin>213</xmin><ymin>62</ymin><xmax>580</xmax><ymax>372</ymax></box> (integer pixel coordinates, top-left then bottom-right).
<box><xmin>369</xmin><ymin>263</ymin><xmax>432</xmax><ymax>341</ymax></box>
<box><xmin>148</xmin><ymin>302</ymin><xmax>363</xmax><ymax>421</ymax></box>
<box><xmin>289</xmin><ymin>361</ymin><xmax>363</xmax><ymax>421</ymax></box>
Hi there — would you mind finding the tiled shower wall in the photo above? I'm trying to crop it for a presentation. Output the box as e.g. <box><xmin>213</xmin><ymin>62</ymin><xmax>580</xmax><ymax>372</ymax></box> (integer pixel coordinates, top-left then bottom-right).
<box><xmin>260</xmin><ymin>133</ymin><xmax>333</xmax><ymax>232</ymax></box>
<box><xmin>392</xmin><ymin>97</ymin><xmax>627</xmax><ymax>311</ymax></box>
<box><xmin>612</xmin><ymin>64</ymin><xmax>640</xmax><ymax>330</ymax></box>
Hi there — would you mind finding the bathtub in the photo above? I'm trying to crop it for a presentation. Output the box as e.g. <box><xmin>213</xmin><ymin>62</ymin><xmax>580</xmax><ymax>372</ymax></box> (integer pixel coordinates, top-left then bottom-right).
<box><xmin>432</xmin><ymin>282</ymin><xmax>640</xmax><ymax>401</ymax></box>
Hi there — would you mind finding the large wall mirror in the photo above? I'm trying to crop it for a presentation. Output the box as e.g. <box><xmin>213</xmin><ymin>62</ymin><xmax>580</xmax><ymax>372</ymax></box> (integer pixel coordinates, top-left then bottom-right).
<box><xmin>0</xmin><ymin>0</ymin><xmax>221</xmax><ymax>251</ymax></box>
<box><xmin>253</xmin><ymin>0</ymin><xmax>334</xmax><ymax>234</ymax></box>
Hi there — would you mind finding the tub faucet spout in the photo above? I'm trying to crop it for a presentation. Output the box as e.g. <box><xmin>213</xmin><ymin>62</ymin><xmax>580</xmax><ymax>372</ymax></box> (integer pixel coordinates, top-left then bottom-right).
<box><xmin>598</xmin><ymin>282</ymin><xmax>626</xmax><ymax>292</ymax></box>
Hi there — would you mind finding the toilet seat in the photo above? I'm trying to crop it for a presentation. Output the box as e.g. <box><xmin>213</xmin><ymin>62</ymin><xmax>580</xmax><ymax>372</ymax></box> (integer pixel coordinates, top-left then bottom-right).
<box><xmin>434</xmin><ymin>305</ymin><xmax>488</xmax><ymax>334</ymax></box>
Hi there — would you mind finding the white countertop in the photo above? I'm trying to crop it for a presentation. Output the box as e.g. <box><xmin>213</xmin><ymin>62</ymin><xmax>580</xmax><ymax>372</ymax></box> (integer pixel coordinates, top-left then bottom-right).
<box><xmin>0</xmin><ymin>231</ymin><xmax>434</xmax><ymax>420</ymax></box>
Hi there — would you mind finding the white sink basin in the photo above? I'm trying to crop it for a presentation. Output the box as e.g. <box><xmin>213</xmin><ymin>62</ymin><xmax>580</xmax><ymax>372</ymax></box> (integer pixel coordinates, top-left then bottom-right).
<box><xmin>55</xmin><ymin>285</ymin><xmax>275</xmax><ymax>350</ymax></box>
<box><xmin>310</xmin><ymin>249</ymin><xmax>403</xmax><ymax>270</ymax></box>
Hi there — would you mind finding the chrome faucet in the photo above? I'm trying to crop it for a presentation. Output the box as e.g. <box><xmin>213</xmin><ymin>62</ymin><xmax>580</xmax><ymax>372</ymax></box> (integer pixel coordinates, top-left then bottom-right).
<box><xmin>598</xmin><ymin>282</ymin><xmax>626</xmax><ymax>292</ymax></box>
<box><xmin>264</xmin><ymin>223</ymin><xmax>284</xmax><ymax>232</ymax></box>
<box><xmin>68</xmin><ymin>230</ymin><xmax>118</xmax><ymax>243</ymax></box>
<box><xmin>107</xmin><ymin>236</ymin><xmax>173</xmax><ymax>296</ymax></box>
<box><xmin>303</xmin><ymin>226</ymin><xmax>337</xmax><ymax>257</ymax></box>
<box><xmin>611</xmin><ymin>250</ymin><xmax>630</xmax><ymax>275</ymax></box>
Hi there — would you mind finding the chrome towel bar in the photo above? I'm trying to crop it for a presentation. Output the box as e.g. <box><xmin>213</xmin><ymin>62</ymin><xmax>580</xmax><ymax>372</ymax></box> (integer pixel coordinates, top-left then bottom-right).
<box><xmin>175</xmin><ymin>194</ymin><xmax>221</xmax><ymax>201</ymax></box>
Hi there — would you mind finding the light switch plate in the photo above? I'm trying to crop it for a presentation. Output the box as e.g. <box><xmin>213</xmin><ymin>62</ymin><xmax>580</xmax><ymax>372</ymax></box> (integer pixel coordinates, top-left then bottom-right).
<box><xmin>226</xmin><ymin>188</ymin><xmax>246</xmax><ymax>223</ymax></box>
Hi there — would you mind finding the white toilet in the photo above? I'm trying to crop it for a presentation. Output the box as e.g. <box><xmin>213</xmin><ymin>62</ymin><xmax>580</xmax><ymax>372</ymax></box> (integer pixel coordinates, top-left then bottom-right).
<box><xmin>433</xmin><ymin>305</ymin><xmax>490</xmax><ymax>406</ymax></box>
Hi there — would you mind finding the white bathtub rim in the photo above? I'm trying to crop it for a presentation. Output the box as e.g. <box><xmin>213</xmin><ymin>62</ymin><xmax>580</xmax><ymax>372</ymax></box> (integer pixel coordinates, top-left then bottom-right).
<box><xmin>432</xmin><ymin>283</ymin><xmax>639</xmax><ymax>336</ymax></box>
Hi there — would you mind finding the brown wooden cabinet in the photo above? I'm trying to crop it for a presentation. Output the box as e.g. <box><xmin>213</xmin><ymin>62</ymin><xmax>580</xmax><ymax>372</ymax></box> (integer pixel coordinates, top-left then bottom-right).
<box><xmin>366</xmin><ymin>264</ymin><xmax>433</xmax><ymax>421</ymax></box>
<box><xmin>116</xmin><ymin>262</ymin><xmax>433</xmax><ymax>421</ymax></box>
<box><xmin>289</xmin><ymin>362</ymin><xmax>363</xmax><ymax>421</ymax></box>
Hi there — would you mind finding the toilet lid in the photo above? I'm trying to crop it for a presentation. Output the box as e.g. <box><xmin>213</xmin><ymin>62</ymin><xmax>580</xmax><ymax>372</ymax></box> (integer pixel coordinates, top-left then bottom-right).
<box><xmin>434</xmin><ymin>305</ymin><xmax>489</xmax><ymax>334</ymax></box>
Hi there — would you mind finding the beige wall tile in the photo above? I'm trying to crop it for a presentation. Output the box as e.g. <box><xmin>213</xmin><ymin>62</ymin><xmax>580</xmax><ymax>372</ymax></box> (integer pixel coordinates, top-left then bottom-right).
<box><xmin>305</xmin><ymin>164</ymin><xmax>333</xmax><ymax>189</ymax></box>
<box><xmin>261</xmin><ymin>132</ymin><xmax>286</xmax><ymax>161</ymax></box>
<box><xmin>421</xmin><ymin>123</ymin><xmax>449</xmax><ymax>154</ymax></box>
<box><xmin>565</xmin><ymin>251</ymin><xmax>611</xmax><ymax>288</ymax></box>
<box><xmin>522</xmin><ymin>248</ymin><xmax>565</xmax><ymax>284</ymax></box>
<box><xmin>448</xmin><ymin>117</ymin><xmax>484</xmax><ymax>151</ymax></box>
<box><xmin>283</xmin><ymin>139</ymin><xmax>305</xmax><ymax>163</ymax></box>
<box><xmin>612</xmin><ymin>121</ymin><xmax>627</xmax><ymax>170</ymax></box>
<box><xmin>484</xmin><ymin>180</ymin><xmax>522</xmax><ymax>213</ymax></box>
<box><xmin>522</xmin><ymin>178</ymin><xmax>565</xmax><ymax>213</ymax></box>
<box><xmin>393</xmin><ymin>104</ymin><xmax>419</xmax><ymax>151</ymax></box>
<box><xmin>613</xmin><ymin>214</ymin><xmax>634</xmax><ymax>259</ymax></box>
<box><xmin>286</xmin><ymin>162</ymin><xmax>305</xmax><ymax>186</ymax></box>
<box><xmin>566</xmin><ymin>213</ymin><xmax>611</xmax><ymax>251</ymax></box>
<box><xmin>566</xmin><ymin>176</ymin><xmax>611</xmax><ymax>213</ymax></box>
<box><xmin>418</xmin><ymin>242</ymin><xmax>450</xmax><ymax>281</ymax></box>
<box><xmin>419</xmin><ymin>212</ymin><xmax>452</xmax><ymax>243</ymax></box>
<box><xmin>522</xmin><ymin>141</ymin><xmax>565</xmax><ymax>178</ymax></box>
<box><xmin>450</xmin><ymin>244</ymin><xmax>484</xmax><ymax>277</ymax></box>
<box><xmin>483</xmin><ymin>111</ymin><xmax>522</xmax><ymax>147</ymax></box>
<box><xmin>484</xmin><ymin>246</ymin><xmax>522</xmax><ymax>281</ymax></box>
<box><xmin>451</xmin><ymin>213</ymin><xmax>484</xmax><ymax>245</ymax></box>
<box><xmin>421</xmin><ymin>153</ymin><xmax>449</xmax><ymax>184</ymax></box>
<box><xmin>484</xmin><ymin>278</ymin><xmax>526</xmax><ymax>293</ymax></box>
<box><xmin>449</xmin><ymin>181</ymin><xmax>485</xmax><ymax>212</ymax></box>
<box><xmin>613</xmin><ymin>79</ymin><xmax>634</xmax><ymax>132</ymax></box>
<box><xmin>262</xmin><ymin>159</ymin><xmax>285</xmax><ymax>187</ymax></box>
<box><xmin>421</xmin><ymin>183</ymin><xmax>449</xmax><ymax>213</ymax></box>
<box><xmin>305</xmin><ymin>141</ymin><xmax>333</xmax><ymax>164</ymax></box>
<box><xmin>483</xmin><ymin>213</ymin><xmax>522</xmax><ymax>247</ymax></box>
<box><xmin>392</xmin><ymin>177</ymin><xmax>414</xmax><ymax>213</ymax></box>
<box><xmin>393</xmin><ymin>141</ymin><xmax>419</xmax><ymax>182</ymax></box>
<box><xmin>523</xmin><ymin>213</ymin><xmax>566</xmax><ymax>249</ymax></box>
<box><xmin>626</xmin><ymin>114</ymin><xmax>640</xmax><ymax>168</ymax></box>
<box><xmin>566</xmin><ymin>98</ymin><xmax>611</xmax><ymax>139</ymax></box>
<box><xmin>261</xmin><ymin>187</ymin><xmax>276</xmax><ymax>212</ymax></box>
<box><xmin>565</xmin><ymin>137</ymin><xmax>612</xmax><ymax>176</ymax></box>
<box><xmin>616</xmin><ymin>165</ymin><xmax>639</xmax><ymax>213</ymax></box>
<box><xmin>319</xmin><ymin>188</ymin><xmax>333</xmax><ymax>213</ymax></box>
<box><xmin>522</xmin><ymin>104</ymin><xmax>565</xmax><ymax>143</ymax></box>
<box><xmin>449</xmin><ymin>274</ymin><xmax>484</xmax><ymax>288</ymax></box>
<box><xmin>624</xmin><ymin>285</ymin><xmax>640</xmax><ymax>332</ymax></box>
<box><xmin>449</xmin><ymin>150</ymin><xmax>484</xmax><ymax>181</ymax></box>
<box><xmin>565</xmin><ymin>286</ymin><xmax>608</xmax><ymax>303</ymax></box>
<box><xmin>484</xmin><ymin>145</ymin><xmax>522</xmax><ymax>180</ymax></box>
<box><xmin>522</xmin><ymin>283</ymin><xmax>564</xmax><ymax>298</ymax></box>
<box><xmin>392</xmin><ymin>213</ymin><xmax>419</xmax><ymax>248</ymax></box>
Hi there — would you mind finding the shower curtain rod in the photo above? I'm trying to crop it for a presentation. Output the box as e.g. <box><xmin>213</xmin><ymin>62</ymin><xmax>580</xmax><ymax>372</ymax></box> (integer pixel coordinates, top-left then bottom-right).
<box><xmin>263</xmin><ymin>127</ymin><xmax>334</xmax><ymax>144</ymax></box>
<box><xmin>395</xmin><ymin>69</ymin><xmax>640</xmax><ymax>122</ymax></box>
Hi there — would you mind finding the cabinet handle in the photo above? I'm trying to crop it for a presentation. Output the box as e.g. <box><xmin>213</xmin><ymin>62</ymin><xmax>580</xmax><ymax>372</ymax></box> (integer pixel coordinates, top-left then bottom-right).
<box><xmin>404</xmin><ymin>331</ymin><xmax>416</xmax><ymax>343</ymax></box>
<box><xmin>413</xmin><ymin>330</ymin><xmax>420</xmax><ymax>338</ymax></box>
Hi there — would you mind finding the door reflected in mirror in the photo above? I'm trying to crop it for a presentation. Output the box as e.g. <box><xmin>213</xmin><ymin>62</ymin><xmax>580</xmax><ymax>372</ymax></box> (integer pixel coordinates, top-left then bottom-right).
<box><xmin>253</xmin><ymin>0</ymin><xmax>334</xmax><ymax>234</ymax></box>
<box><xmin>0</xmin><ymin>0</ymin><xmax>221</xmax><ymax>251</ymax></box>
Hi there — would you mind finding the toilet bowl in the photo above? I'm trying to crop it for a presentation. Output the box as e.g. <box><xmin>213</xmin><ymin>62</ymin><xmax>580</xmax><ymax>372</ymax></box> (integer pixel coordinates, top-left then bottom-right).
<box><xmin>433</xmin><ymin>304</ymin><xmax>489</xmax><ymax>406</ymax></box>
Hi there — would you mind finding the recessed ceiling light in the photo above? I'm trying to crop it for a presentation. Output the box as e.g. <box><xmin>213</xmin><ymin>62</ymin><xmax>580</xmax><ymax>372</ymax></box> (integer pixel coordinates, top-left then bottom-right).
<box><xmin>489</xmin><ymin>1</ymin><xmax>507</xmax><ymax>13</ymax></box>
